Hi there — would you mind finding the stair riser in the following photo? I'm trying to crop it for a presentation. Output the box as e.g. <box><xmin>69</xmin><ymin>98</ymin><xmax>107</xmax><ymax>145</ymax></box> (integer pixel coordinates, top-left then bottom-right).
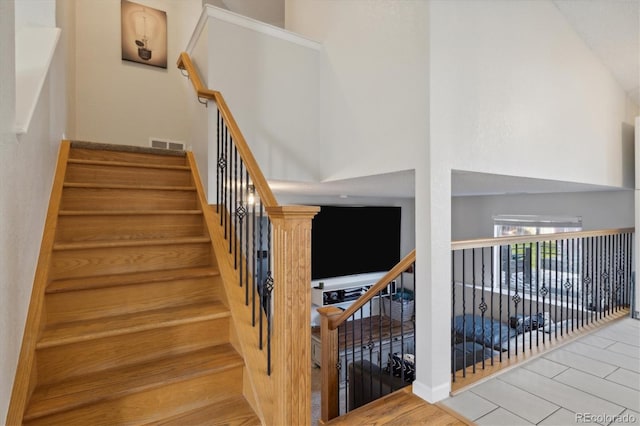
<box><xmin>69</xmin><ymin>147</ymin><xmax>187</xmax><ymax>166</ymax></box>
<box><xmin>45</xmin><ymin>276</ymin><xmax>221</xmax><ymax>325</ymax></box>
<box><xmin>50</xmin><ymin>243</ymin><xmax>213</xmax><ymax>280</ymax></box>
<box><xmin>56</xmin><ymin>214</ymin><xmax>205</xmax><ymax>242</ymax></box>
<box><xmin>36</xmin><ymin>318</ymin><xmax>230</xmax><ymax>385</ymax></box>
<box><xmin>65</xmin><ymin>163</ymin><xmax>192</xmax><ymax>187</ymax></box>
<box><xmin>25</xmin><ymin>366</ymin><xmax>244</xmax><ymax>426</ymax></box>
<box><xmin>60</xmin><ymin>187</ymin><xmax>198</xmax><ymax>211</ymax></box>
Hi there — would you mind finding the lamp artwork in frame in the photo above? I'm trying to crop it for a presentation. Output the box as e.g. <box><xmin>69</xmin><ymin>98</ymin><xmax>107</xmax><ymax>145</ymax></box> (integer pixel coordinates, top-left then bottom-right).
<box><xmin>121</xmin><ymin>0</ymin><xmax>167</xmax><ymax>69</ymax></box>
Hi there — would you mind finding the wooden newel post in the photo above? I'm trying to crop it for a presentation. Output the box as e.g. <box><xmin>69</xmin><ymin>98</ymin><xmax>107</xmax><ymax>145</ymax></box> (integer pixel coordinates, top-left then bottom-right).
<box><xmin>266</xmin><ymin>205</ymin><xmax>319</xmax><ymax>426</ymax></box>
<box><xmin>317</xmin><ymin>306</ymin><xmax>342</xmax><ymax>423</ymax></box>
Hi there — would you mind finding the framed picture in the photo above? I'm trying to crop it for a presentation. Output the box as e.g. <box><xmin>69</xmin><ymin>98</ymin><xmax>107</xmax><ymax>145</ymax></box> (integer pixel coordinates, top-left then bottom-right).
<box><xmin>121</xmin><ymin>0</ymin><xmax>167</xmax><ymax>68</ymax></box>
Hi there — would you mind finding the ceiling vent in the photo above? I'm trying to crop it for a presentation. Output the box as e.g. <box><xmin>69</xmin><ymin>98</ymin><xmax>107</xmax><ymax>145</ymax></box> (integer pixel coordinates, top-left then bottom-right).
<box><xmin>149</xmin><ymin>138</ymin><xmax>186</xmax><ymax>151</ymax></box>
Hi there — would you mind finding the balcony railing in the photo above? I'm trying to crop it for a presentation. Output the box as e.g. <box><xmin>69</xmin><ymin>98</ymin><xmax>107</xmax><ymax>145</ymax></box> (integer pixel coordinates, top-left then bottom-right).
<box><xmin>451</xmin><ymin>228</ymin><xmax>634</xmax><ymax>385</ymax></box>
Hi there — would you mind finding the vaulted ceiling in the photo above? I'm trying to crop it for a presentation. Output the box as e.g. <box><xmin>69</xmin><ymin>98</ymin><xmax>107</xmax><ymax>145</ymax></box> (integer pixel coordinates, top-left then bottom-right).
<box><xmin>206</xmin><ymin>0</ymin><xmax>639</xmax><ymax>198</ymax></box>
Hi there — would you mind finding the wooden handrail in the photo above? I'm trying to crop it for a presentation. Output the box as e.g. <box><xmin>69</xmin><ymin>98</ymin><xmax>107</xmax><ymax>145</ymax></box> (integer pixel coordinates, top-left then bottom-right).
<box><xmin>452</xmin><ymin>227</ymin><xmax>635</xmax><ymax>251</ymax></box>
<box><xmin>177</xmin><ymin>51</ymin><xmax>278</xmax><ymax>208</ymax></box>
<box><xmin>328</xmin><ymin>249</ymin><xmax>416</xmax><ymax>330</ymax></box>
<box><xmin>178</xmin><ymin>51</ymin><xmax>319</xmax><ymax>425</ymax></box>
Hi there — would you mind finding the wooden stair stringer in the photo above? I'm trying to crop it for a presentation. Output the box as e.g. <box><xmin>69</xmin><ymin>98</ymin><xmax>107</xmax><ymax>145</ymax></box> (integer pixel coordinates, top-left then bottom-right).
<box><xmin>186</xmin><ymin>152</ymin><xmax>272</xmax><ymax>425</ymax></box>
<box><xmin>6</xmin><ymin>141</ymin><xmax>71</xmax><ymax>426</ymax></box>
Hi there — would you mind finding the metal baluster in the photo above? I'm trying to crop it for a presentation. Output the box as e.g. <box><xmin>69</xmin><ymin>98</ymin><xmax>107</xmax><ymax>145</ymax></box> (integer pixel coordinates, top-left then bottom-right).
<box><xmin>626</xmin><ymin>233</ymin><xmax>632</xmax><ymax>306</ymax></box>
<box><xmin>529</xmin><ymin>241</ymin><xmax>544</xmax><ymax>348</ymax></box>
<box><xmin>245</xmin><ymin>172</ymin><xmax>250</xmax><ymax>304</ymax></box>
<box><xmin>472</xmin><ymin>248</ymin><xmax>477</xmax><ymax>373</ymax></box>
<box><xmin>595</xmin><ymin>236</ymin><xmax>600</xmax><ymax>321</ymax></box>
<box><xmin>266</xmin><ymin>219</ymin><xmax>273</xmax><ymax>375</ymax></box>
<box><xmin>514</xmin><ymin>243</ymin><xmax>519</xmax><ymax>356</ymax></box>
<box><xmin>462</xmin><ymin>249</ymin><xmax>467</xmax><ymax>376</ymax></box>
<box><xmin>251</xmin><ymin>198</ymin><xmax>256</xmax><ymax>326</ymax></box>
<box><xmin>490</xmin><ymin>246</ymin><xmax>495</xmax><ymax>366</ymax></box>
<box><xmin>480</xmin><ymin>248</ymin><xmax>487</xmax><ymax>369</ymax></box>
<box><xmin>579</xmin><ymin>238</ymin><xmax>589</xmax><ymax>327</ymax></box>
<box><xmin>499</xmin><ymin>245</ymin><xmax>503</xmax><ymax>362</ymax></box>
<box><xmin>451</xmin><ymin>251</ymin><xmax>456</xmax><ymax>381</ymax></box>
<box><xmin>553</xmin><ymin>240</ymin><xmax>558</xmax><ymax>339</ymax></box>
<box><xmin>258</xmin><ymin>203</ymin><xmax>264</xmax><ymax>348</ymax></box>
<box><xmin>234</xmin><ymin>148</ymin><xmax>239</xmax><ymax>268</ymax></box>
<box><xmin>237</xmin><ymin>161</ymin><xmax>244</xmax><ymax>283</ymax></box>
<box><xmin>224</xmin><ymin>118</ymin><xmax>229</xmax><ymax>226</ymax></box>
<box><xmin>222</xmin><ymin>123</ymin><xmax>228</xmax><ymax>229</ymax></box>
<box><xmin>560</xmin><ymin>239</ymin><xmax>565</xmax><ymax>337</ymax></box>
<box><xmin>371</xmin><ymin>307</ymin><xmax>378</xmax><ymax>390</ymax></box>
<box><xmin>216</xmin><ymin>109</ymin><xmax>220</xmax><ymax>213</ymax></box>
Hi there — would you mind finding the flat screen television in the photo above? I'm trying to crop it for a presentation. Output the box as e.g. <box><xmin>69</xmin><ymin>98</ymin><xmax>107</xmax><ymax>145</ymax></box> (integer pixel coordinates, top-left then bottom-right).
<box><xmin>311</xmin><ymin>205</ymin><xmax>401</xmax><ymax>280</ymax></box>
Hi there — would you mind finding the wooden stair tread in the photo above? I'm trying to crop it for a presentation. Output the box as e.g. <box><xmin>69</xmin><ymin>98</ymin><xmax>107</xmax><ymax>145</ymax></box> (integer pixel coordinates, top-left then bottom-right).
<box><xmin>53</xmin><ymin>236</ymin><xmax>210</xmax><ymax>250</ymax></box>
<box><xmin>147</xmin><ymin>395</ymin><xmax>261</xmax><ymax>426</ymax></box>
<box><xmin>67</xmin><ymin>158</ymin><xmax>191</xmax><ymax>171</ymax></box>
<box><xmin>63</xmin><ymin>182</ymin><xmax>196</xmax><ymax>191</ymax></box>
<box><xmin>59</xmin><ymin>209</ymin><xmax>203</xmax><ymax>216</ymax></box>
<box><xmin>25</xmin><ymin>345</ymin><xmax>243</xmax><ymax>422</ymax></box>
<box><xmin>47</xmin><ymin>266</ymin><xmax>220</xmax><ymax>293</ymax></box>
<box><xmin>38</xmin><ymin>301</ymin><xmax>230</xmax><ymax>348</ymax></box>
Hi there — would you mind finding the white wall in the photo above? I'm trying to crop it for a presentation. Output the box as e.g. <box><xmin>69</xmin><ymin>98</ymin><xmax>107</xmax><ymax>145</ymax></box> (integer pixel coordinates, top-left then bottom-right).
<box><xmin>0</xmin><ymin>5</ymin><xmax>65</xmax><ymax>420</ymax></box>
<box><xmin>432</xmin><ymin>0</ymin><xmax>636</xmax><ymax>189</ymax></box>
<box><xmin>285</xmin><ymin>0</ymin><xmax>429</xmax><ymax>182</ymax></box>
<box><xmin>284</xmin><ymin>0</ymin><xmax>440</xmax><ymax>402</ymax></box>
<box><xmin>635</xmin><ymin>117</ymin><xmax>640</xmax><ymax>319</ymax></box>
<box><xmin>71</xmin><ymin>0</ymin><xmax>201</xmax><ymax>149</ymax></box>
<box><xmin>452</xmin><ymin>190</ymin><xmax>635</xmax><ymax>241</ymax></box>
<box><xmin>425</xmin><ymin>0</ymin><xmax>639</xmax><ymax>401</ymax></box>
<box><xmin>192</xmin><ymin>6</ymin><xmax>322</xmax><ymax>183</ymax></box>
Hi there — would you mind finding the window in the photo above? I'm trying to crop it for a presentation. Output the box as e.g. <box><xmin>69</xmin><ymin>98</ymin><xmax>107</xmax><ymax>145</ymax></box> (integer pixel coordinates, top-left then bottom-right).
<box><xmin>493</xmin><ymin>215</ymin><xmax>583</xmax><ymax>303</ymax></box>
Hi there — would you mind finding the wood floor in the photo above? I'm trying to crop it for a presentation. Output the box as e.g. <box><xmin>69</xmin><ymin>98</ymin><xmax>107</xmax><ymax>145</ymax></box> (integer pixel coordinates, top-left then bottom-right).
<box><xmin>325</xmin><ymin>387</ymin><xmax>472</xmax><ymax>426</ymax></box>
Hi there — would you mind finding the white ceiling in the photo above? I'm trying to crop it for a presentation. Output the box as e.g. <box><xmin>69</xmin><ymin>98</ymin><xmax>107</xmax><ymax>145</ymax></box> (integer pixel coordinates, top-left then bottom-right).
<box><xmin>213</xmin><ymin>0</ymin><xmax>638</xmax><ymax>200</ymax></box>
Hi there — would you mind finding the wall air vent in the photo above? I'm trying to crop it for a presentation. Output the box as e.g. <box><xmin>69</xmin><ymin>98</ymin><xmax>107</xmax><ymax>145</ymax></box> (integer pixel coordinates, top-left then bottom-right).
<box><xmin>149</xmin><ymin>138</ymin><xmax>186</xmax><ymax>151</ymax></box>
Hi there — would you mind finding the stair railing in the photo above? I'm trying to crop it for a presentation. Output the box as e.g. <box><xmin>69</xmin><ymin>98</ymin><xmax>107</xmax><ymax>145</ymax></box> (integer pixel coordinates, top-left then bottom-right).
<box><xmin>178</xmin><ymin>51</ymin><xmax>319</xmax><ymax>426</ymax></box>
<box><xmin>450</xmin><ymin>228</ymin><xmax>634</xmax><ymax>390</ymax></box>
<box><xmin>318</xmin><ymin>249</ymin><xmax>416</xmax><ymax>422</ymax></box>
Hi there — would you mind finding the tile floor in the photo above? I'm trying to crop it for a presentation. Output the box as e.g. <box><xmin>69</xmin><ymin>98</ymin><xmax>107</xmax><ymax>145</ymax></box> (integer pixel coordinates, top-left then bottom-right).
<box><xmin>442</xmin><ymin>317</ymin><xmax>640</xmax><ymax>426</ymax></box>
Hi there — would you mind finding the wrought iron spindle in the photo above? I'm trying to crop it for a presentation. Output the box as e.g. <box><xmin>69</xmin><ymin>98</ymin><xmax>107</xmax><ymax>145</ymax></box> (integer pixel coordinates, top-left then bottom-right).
<box><xmin>451</xmin><ymin>251</ymin><xmax>456</xmax><ymax>381</ymax></box>
<box><xmin>258</xmin><ymin>203</ymin><xmax>264</xmax><ymax>348</ymax></box>
<box><xmin>490</xmin><ymin>246</ymin><xmax>495</xmax><ymax>366</ymax></box>
<box><xmin>480</xmin><ymin>248</ymin><xmax>487</xmax><ymax>369</ymax></box>
<box><xmin>461</xmin><ymin>249</ymin><xmax>467</xmax><ymax>375</ymax></box>
<box><xmin>265</xmin><ymin>218</ymin><xmax>273</xmax><ymax>376</ymax></box>
<box><xmin>472</xmin><ymin>248</ymin><xmax>477</xmax><ymax>372</ymax></box>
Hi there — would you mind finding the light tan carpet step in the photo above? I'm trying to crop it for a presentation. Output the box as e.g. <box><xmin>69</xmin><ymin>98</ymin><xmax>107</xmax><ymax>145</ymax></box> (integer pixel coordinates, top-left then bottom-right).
<box><xmin>69</xmin><ymin>144</ymin><xmax>187</xmax><ymax>166</ymax></box>
<box><xmin>146</xmin><ymin>395</ymin><xmax>261</xmax><ymax>426</ymax></box>
<box><xmin>24</xmin><ymin>344</ymin><xmax>244</xmax><ymax>422</ymax></box>
<box><xmin>50</xmin><ymin>238</ymin><xmax>213</xmax><ymax>280</ymax></box>
<box><xmin>65</xmin><ymin>159</ymin><xmax>192</xmax><ymax>187</ymax></box>
<box><xmin>37</xmin><ymin>301</ymin><xmax>230</xmax><ymax>349</ymax></box>
<box><xmin>24</xmin><ymin>362</ymin><xmax>244</xmax><ymax>426</ymax></box>
<box><xmin>46</xmin><ymin>266</ymin><xmax>220</xmax><ymax>293</ymax></box>
<box><xmin>45</xmin><ymin>273</ymin><xmax>220</xmax><ymax>325</ymax></box>
<box><xmin>60</xmin><ymin>184</ymin><xmax>197</xmax><ymax>211</ymax></box>
<box><xmin>56</xmin><ymin>210</ymin><xmax>205</xmax><ymax>242</ymax></box>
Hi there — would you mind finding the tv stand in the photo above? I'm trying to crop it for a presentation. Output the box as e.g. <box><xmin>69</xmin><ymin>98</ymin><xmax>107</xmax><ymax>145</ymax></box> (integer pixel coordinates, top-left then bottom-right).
<box><xmin>310</xmin><ymin>272</ymin><xmax>392</xmax><ymax>326</ymax></box>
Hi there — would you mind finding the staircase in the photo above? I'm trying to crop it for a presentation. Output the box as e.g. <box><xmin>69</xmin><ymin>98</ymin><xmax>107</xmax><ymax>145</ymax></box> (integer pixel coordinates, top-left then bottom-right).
<box><xmin>15</xmin><ymin>142</ymin><xmax>261</xmax><ymax>425</ymax></box>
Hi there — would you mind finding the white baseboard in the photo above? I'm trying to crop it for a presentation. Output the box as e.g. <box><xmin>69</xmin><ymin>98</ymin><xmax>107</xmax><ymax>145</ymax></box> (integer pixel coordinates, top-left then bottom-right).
<box><xmin>411</xmin><ymin>380</ymin><xmax>450</xmax><ymax>403</ymax></box>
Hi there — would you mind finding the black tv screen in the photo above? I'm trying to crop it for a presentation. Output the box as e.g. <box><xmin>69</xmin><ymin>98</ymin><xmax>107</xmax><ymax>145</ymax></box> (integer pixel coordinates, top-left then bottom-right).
<box><xmin>311</xmin><ymin>206</ymin><xmax>401</xmax><ymax>280</ymax></box>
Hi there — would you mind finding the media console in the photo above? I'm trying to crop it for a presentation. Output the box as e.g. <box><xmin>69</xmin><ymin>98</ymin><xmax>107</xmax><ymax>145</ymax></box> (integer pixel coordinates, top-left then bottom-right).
<box><xmin>310</xmin><ymin>272</ymin><xmax>411</xmax><ymax>382</ymax></box>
